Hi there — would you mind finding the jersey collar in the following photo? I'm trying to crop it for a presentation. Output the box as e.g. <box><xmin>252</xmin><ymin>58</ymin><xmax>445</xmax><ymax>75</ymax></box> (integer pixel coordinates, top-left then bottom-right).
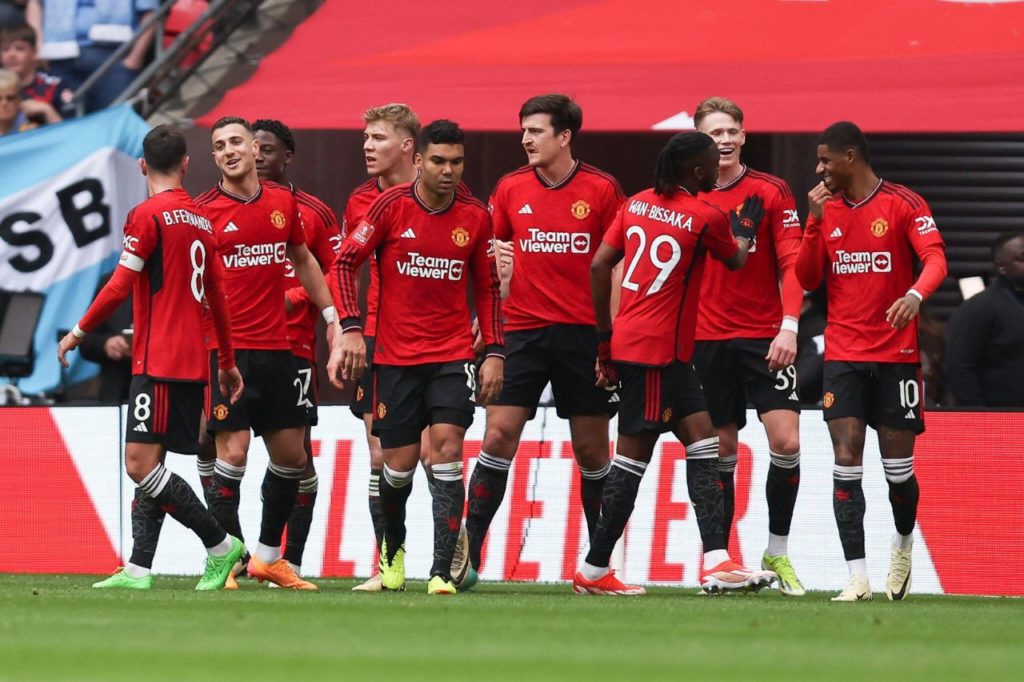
<box><xmin>217</xmin><ymin>180</ymin><xmax>263</xmax><ymax>204</ymax></box>
<box><xmin>714</xmin><ymin>165</ymin><xmax>748</xmax><ymax>191</ymax></box>
<box><xmin>842</xmin><ymin>178</ymin><xmax>884</xmax><ymax>209</ymax></box>
<box><xmin>533</xmin><ymin>159</ymin><xmax>580</xmax><ymax>190</ymax></box>
<box><xmin>411</xmin><ymin>180</ymin><xmax>455</xmax><ymax>214</ymax></box>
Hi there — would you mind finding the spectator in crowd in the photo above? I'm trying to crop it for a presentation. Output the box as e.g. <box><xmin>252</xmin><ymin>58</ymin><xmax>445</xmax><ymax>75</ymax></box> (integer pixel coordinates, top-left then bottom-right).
<box><xmin>945</xmin><ymin>232</ymin><xmax>1024</xmax><ymax>407</ymax></box>
<box><xmin>1</xmin><ymin>23</ymin><xmax>64</xmax><ymax>123</ymax></box>
<box><xmin>25</xmin><ymin>0</ymin><xmax>157</xmax><ymax>113</ymax></box>
<box><xmin>0</xmin><ymin>0</ymin><xmax>26</xmax><ymax>29</ymax></box>
<box><xmin>1</xmin><ymin>66</ymin><xmax>57</xmax><ymax>134</ymax></box>
<box><xmin>77</xmin><ymin>272</ymin><xmax>133</xmax><ymax>403</ymax></box>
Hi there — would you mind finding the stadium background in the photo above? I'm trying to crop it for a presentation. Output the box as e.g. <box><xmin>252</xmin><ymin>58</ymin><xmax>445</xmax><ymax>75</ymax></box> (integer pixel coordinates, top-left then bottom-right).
<box><xmin>2</xmin><ymin>0</ymin><xmax>1023</xmax><ymax>597</ymax></box>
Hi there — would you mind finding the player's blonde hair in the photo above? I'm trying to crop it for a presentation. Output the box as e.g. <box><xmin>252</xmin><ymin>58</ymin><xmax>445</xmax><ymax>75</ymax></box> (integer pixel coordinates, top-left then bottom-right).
<box><xmin>694</xmin><ymin>96</ymin><xmax>744</xmax><ymax>129</ymax></box>
<box><xmin>363</xmin><ymin>103</ymin><xmax>420</xmax><ymax>140</ymax></box>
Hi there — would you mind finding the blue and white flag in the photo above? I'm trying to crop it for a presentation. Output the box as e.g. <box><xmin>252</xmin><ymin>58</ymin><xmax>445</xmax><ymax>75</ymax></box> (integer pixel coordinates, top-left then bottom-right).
<box><xmin>0</xmin><ymin>104</ymin><xmax>149</xmax><ymax>393</ymax></box>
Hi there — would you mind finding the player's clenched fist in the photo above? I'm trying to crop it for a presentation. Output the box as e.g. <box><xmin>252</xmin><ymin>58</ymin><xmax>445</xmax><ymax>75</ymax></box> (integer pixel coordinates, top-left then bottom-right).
<box><xmin>807</xmin><ymin>182</ymin><xmax>832</xmax><ymax>219</ymax></box>
<box><xmin>476</xmin><ymin>355</ymin><xmax>504</xmax><ymax>406</ymax></box>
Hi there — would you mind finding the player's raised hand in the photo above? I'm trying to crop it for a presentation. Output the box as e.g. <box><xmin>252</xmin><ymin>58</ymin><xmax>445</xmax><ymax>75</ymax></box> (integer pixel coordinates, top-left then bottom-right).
<box><xmin>594</xmin><ymin>330</ymin><xmax>618</xmax><ymax>387</ymax></box>
<box><xmin>766</xmin><ymin>327</ymin><xmax>798</xmax><ymax>372</ymax></box>
<box><xmin>808</xmin><ymin>182</ymin><xmax>832</xmax><ymax>219</ymax></box>
<box><xmin>886</xmin><ymin>293</ymin><xmax>921</xmax><ymax>329</ymax></box>
<box><xmin>57</xmin><ymin>330</ymin><xmax>82</xmax><ymax>368</ymax></box>
<box><xmin>218</xmin><ymin>367</ymin><xmax>245</xmax><ymax>404</ymax></box>
<box><xmin>730</xmin><ymin>194</ymin><xmax>765</xmax><ymax>242</ymax></box>
<box><xmin>477</xmin><ymin>355</ymin><xmax>504</xmax><ymax>405</ymax></box>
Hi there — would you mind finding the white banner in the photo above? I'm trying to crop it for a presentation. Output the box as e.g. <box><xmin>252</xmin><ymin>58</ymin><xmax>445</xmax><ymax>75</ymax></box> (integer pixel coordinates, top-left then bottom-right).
<box><xmin>25</xmin><ymin>405</ymin><xmax>1017</xmax><ymax>595</ymax></box>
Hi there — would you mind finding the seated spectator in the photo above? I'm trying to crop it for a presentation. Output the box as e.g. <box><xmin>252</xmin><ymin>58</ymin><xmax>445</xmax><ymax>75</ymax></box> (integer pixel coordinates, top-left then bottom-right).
<box><xmin>26</xmin><ymin>0</ymin><xmax>157</xmax><ymax>113</ymax></box>
<box><xmin>1</xmin><ymin>22</ymin><xmax>63</xmax><ymax>123</ymax></box>
<box><xmin>0</xmin><ymin>66</ymin><xmax>56</xmax><ymax>134</ymax></box>
<box><xmin>0</xmin><ymin>1</ymin><xmax>26</xmax><ymax>29</ymax></box>
<box><xmin>945</xmin><ymin>231</ymin><xmax>1024</xmax><ymax>407</ymax></box>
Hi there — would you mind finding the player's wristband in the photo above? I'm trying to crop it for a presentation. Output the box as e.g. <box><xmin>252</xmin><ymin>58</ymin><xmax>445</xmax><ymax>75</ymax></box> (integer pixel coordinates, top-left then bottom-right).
<box><xmin>321</xmin><ymin>305</ymin><xmax>338</xmax><ymax>324</ymax></box>
<box><xmin>340</xmin><ymin>316</ymin><xmax>362</xmax><ymax>333</ymax></box>
<box><xmin>72</xmin><ymin>324</ymin><xmax>86</xmax><ymax>339</ymax></box>
<box><xmin>483</xmin><ymin>344</ymin><xmax>505</xmax><ymax>358</ymax></box>
<box><xmin>906</xmin><ymin>289</ymin><xmax>923</xmax><ymax>302</ymax></box>
<box><xmin>780</xmin><ymin>317</ymin><xmax>799</xmax><ymax>334</ymax></box>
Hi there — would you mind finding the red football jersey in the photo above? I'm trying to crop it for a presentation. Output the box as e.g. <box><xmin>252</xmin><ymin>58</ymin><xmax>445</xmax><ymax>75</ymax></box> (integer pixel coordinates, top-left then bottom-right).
<box><xmin>606</xmin><ymin>188</ymin><xmax>739</xmax><ymax>366</ymax></box>
<box><xmin>119</xmin><ymin>189</ymin><xmax>222</xmax><ymax>381</ymax></box>
<box><xmin>696</xmin><ymin>167</ymin><xmax>803</xmax><ymax>340</ymax></box>
<box><xmin>285</xmin><ymin>187</ymin><xmax>342</xmax><ymax>361</ymax></box>
<box><xmin>336</xmin><ymin>182</ymin><xmax>503</xmax><ymax>365</ymax></box>
<box><xmin>195</xmin><ymin>181</ymin><xmax>305</xmax><ymax>350</ymax></box>
<box><xmin>490</xmin><ymin>162</ymin><xmax>624</xmax><ymax>330</ymax></box>
<box><xmin>341</xmin><ymin>178</ymin><xmax>384</xmax><ymax>336</ymax></box>
<box><xmin>799</xmin><ymin>181</ymin><xmax>945</xmax><ymax>362</ymax></box>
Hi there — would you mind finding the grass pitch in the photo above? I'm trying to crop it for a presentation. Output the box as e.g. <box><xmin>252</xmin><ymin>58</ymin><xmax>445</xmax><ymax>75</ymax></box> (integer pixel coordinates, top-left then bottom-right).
<box><xmin>1</xmin><ymin>575</ymin><xmax>1021</xmax><ymax>681</ymax></box>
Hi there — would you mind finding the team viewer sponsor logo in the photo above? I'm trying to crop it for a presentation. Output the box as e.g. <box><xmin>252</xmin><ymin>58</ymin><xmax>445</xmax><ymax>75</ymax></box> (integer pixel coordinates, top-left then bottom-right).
<box><xmin>832</xmin><ymin>250</ymin><xmax>891</xmax><ymax>275</ymax></box>
<box><xmin>397</xmin><ymin>252</ymin><xmax>465</xmax><ymax>281</ymax></box>
<box><xmin>518</xmin><ymin>228</ymin><xmax>591</xmax><ymax>254</ymax></box>
<box><xmin>221</xmin><ymin>242</ymin><xmax>287</xmax><ymax>268</ymax></box>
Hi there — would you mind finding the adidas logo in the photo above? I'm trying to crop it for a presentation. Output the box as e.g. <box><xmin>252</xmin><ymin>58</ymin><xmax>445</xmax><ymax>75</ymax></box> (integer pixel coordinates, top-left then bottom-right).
<box><xmin>905</xmin><ymin>409</ymin><xmax>916</xmax><ymax>419</ymax></box>
<box><xmin>133</xmin><ymin>423</ymin><xmax>148</xmax><ymax>432</ymax></box>
<box><xmin>518</xmin><ymin>204</ymin><xmax>533</xmax><ymax>215</ymax></box>
<box><xmin>224</xmin><ymin>221</ymin><xmax>239</xmax><ymax>233</ymax></box>
<box><xmin>789</xmin><ymin>391</ymin><xmax>798</xmax><ymax>401</ymax></box>
<box><xmin>401</xmin><ymin>227</ymin><xmax>417</xmax><ymax>239</ymax></box>
<box><xmin>607</xmin><ymin>393</ymin><xmax>620</xmax><ymax>403</ymax></box>
<box><xmin>829</xmin><ymin>227</ymin><xmax>843</xmax><ymax>239</ymax></box>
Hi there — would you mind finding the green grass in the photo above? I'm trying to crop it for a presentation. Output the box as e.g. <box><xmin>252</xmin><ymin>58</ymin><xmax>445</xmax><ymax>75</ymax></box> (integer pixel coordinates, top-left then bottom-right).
<box><xmin>1</xmin><ymin>575</ymin><xmax>1021</xmax><ymax>681</ymax></box>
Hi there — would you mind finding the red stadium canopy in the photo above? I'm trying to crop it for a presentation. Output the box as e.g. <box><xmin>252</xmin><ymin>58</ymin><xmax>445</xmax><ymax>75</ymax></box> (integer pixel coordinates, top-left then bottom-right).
<box><xmin>199</xmin><ymin>0</ymin><xmax>1024</xmax><ymax>132</ymax></box>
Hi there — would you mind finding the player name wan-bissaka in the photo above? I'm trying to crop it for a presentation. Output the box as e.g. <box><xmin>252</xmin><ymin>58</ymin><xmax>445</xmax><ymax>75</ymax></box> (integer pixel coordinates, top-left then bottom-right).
<box><xmin>222</xmin><ymin>242</ymin><xmax>286</xmax><ymax>268</ymax></box>
<box><xmin>398</xmin><ymin>252</ymin><xmax>465</xmax><ymax>280</ymax></box>
<box><xmin>161</xmin><ymin>210</ymin><xmax>213</xmax><ymax>233</ymax></box>
<box><xmin>627</xmin><ymin>200</ymin><xmax>693</xmax><ymax>230</ymax></box>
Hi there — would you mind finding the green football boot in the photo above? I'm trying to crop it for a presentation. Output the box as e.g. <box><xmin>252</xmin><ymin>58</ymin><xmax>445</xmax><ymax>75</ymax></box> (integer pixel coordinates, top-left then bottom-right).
<box><xmin>92</xmin><ymin>567</ymin><xmax>153</xmax><ymax>590</ymax></box>
<box><xmin>195</xmin><ymin>536</ymin><xmax>246</xmax><ymax>591</ymax></box>
<box><xmin>378</xmin><ymin>539</ymin><xmax>406</xmax><ymax>591</ymax></box>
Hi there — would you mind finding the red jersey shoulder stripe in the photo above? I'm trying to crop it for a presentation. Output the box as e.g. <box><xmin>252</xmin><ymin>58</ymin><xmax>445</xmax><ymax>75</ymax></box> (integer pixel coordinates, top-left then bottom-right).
<box><xmin>746</xmin><ymin>168</ymin><xmax>793</xmax><ymax>200</ymax></box>
<box><xmin>455</xmin><ymin>191</ymin><xmax>488</xmax><ymax>212</ymax></box>
<box><xmin>880</xmin><ymin>182</ymin><xmax>926</xmax><ymax>211</ymax></box>
<box><xmin>349</xmin><ymin>177</ymin><xmax>381</xmax><ymax>198</ymax></box>
<box><xmin>294</xmin><ymin>189</ymin><xmax>336</xmax><ymax>226</ymax></box>
<box><xmin>492</xmin><ymin>165</ymin><xmax>534</xmax><ymax>191</ymax></box>
<box><xmin>194</xmin><ymin>187</ymin><xmax>219</xmax><ymax>206</ymax></box>
<box><xmin>578</xmin><ymin>162</ymin><xmax>625</xmax><ymax>197</ymax></box>
<box><xmin>364</xmin><ymin>184</ymin><xmax>411</xmax><ymax>223</ymax></box>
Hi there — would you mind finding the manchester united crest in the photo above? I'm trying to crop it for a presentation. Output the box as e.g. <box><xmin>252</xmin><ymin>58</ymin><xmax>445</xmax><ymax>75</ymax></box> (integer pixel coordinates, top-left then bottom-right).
<box><xmin>870</xmin><ymin>218</ymin><xmax>888</xmax><ymax>237</ymax></box>
<box><xmin>356</xmin><ymin>386</ymin><xmax>364</xmax><ymax>402</ymax></box>
<box><xmin>451</xmin><ymin>227</ymin><xmax>471</xmax><ymax>247</ymax></box>
<box><xmin>213</xmin><ymin>404</ymin><xmax>229</xmax><ymax>420</ymax></box>
<box><xmin>571</xmin><ymin>200</ymin><xmax>591</xmax><ymax>220</ymax></box>
<box><xmin>270</xmin><ymin>210</ymin><xmax>287</xmax><ymax>229</ymax></box>
<box><xmin>377</xmin><ymin>402</ymin><xmax>387</xmax><ymax>419</ymax></box>
<box><xmin>661</xmin><ymin>407</ymin><xmax>673</xmax><ymax>423</ymax></box>
<box><xmin>823</xmin><ymin>392</ymin><xmax>835</xmax><ymax>409</ymax></box>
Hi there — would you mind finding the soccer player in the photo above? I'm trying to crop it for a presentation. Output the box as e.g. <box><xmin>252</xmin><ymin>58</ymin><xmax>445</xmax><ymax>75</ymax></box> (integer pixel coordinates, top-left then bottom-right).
<box><xmin>332</xmin><ymin>119</ymin><xmax>504</xmax><ymax>595</ymax></box>
<box><xmin>195</xmin><ymin>116</ymin><xmax>340</xmax><ymax>590</ymax></box>
<box><xmin>578</xmin><ymin>131</ymin><xmax>775</xmax><ymax>596</ymax></box>
<box><xmin>691</xmin><ymin>97</ymin><xmax>805</xmax><ymax>595</ymax></box>
<box><xmin>340</xmin><ymin>104</ymin><xmax>422</xmax><ymax>592</ymax></box>
<box><xmin>464</xmin><ymin>94</ymin><xmax>623</xmax><ymax>581</ymax></box>
<box><xmin>57</xmin><ymin>125</ymin><xmax>245</xmax><ymax>590</ymax></box>
<box><xmin>250</xmin><ymin>117</ymin><xmax>341</xmax><ymax>577</ymax></box>
<box><xmin>795</xmin><ymin>121</ymin><xmax>947</xmax><ymax>602</ymax></box>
